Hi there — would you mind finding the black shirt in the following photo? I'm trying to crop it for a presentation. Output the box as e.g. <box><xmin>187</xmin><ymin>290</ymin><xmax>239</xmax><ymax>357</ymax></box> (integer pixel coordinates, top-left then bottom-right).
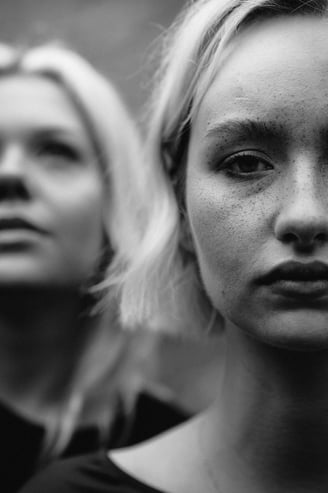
<box><xmin>1</xmin><ymin>392</ymin><xmax>188</xmax><ymax>493</ymax></box>
<box><xmin>20</xmin><ymin>450</ymin><xmax>165</xmax><ymax>493</ymax></box>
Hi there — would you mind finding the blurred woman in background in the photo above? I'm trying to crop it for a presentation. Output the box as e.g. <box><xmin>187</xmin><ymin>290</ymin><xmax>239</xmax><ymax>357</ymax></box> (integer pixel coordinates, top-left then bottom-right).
<box><xmin>0</xmin><ymin>43</ymin><xmax>187</xmax><ymax>492</ymax></box>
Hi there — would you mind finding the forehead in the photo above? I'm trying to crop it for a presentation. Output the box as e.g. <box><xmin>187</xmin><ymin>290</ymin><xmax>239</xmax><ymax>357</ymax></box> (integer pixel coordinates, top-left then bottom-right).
<box><xmin>194</xmin><ymin>15</ymin><xmax>328</xmax><ymax>135</ymax></box>
<box><xmin>0</xmin><ymin>74</ymin><xmax>88</xmax><ymax>137</ymax></box>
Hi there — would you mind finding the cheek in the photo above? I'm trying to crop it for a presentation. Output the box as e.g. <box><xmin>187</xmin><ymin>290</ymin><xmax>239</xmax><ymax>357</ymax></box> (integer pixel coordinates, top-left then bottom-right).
<box><xmin>67</xmin><ymin>201</ymin><xmax>103</xmax><ymax>246</ymax></box>
<box><xmin>186</xmin><ymin>178</ymin><xmax>268</xmax><ymax>314</ymax></box>
<box><xmin>53</xmin><ymin>179</ymin><xmax>105</xmax><ymax>264</ymax></box>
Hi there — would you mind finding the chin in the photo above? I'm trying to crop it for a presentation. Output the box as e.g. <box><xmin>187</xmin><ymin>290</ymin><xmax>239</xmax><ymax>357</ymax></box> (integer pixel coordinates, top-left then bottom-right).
<box><xmin>232</xmin><ymin>310</ymin><xmax>328</xmax><ymax>352</ymax></box>
<box><xmin>0</xmin><ymin>254</ymin><xmax>93</xmax><ymax>287</ymax></box>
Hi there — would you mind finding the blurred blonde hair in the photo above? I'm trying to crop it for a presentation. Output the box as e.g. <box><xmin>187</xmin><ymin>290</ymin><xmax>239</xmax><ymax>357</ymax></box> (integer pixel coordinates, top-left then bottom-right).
<box><xmin>0</xmin><ymin>42</ymin><xmax>151</xmax><ymax>459</ymax></box>
<box><xmin>117</xmin><ymin>0</ymin><xmax>328</xmax><ymax>334</ymax></box>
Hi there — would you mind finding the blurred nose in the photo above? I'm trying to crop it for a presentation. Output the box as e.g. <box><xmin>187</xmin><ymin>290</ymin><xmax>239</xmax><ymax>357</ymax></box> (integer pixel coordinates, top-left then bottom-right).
<box><xmin>0</xmin><ymin>145</ymin><xmax>30</xmax><ymax>201</ymax></box>
<box><xmin>274</xmin><ymin>162</ymin><xmax>328</xmax><ymax>251</ymax></box>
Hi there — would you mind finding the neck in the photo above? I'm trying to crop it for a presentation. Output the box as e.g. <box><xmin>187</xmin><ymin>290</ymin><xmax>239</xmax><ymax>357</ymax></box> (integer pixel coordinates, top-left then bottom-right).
<box><xmin>201</xmin><ymin>325</ymin><xmax>328</xmax><ymax>493</ymax></box>
<box><xmin>0</xmin><ymin>286</ymin><xmax>96</xmax><ymax>423</ymax></box>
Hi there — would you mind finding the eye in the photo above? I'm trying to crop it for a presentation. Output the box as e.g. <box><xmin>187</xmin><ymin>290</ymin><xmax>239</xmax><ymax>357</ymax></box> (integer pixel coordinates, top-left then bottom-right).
<box><xmin>34</xmin><ymin>140</ymin><xmax>81</xmax><ymax>162</ymax></box>
<box><xmin>220</xmin><ymin>152</ymin><xmax>273</xmax><ymax>177</ymax></box>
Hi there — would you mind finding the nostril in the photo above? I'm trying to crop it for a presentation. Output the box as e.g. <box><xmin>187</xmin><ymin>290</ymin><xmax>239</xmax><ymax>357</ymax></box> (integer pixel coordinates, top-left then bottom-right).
<box><xmin>274</xmin><ymin>191</ymin><xmax>328</xmax><ymax>248</ymax></box>
<box><xmin>0</xmin><ymin>177</ymin><xmax>29</xmax><ymax>201</ymax></box>
<box><xmin>315</xmin><ymin>232</ymin><xmax>327</xmax><ymax>244</ymax></box>
<box><xmin>281</xmin><ymin>232</ymin><xmax>297</xmax><ymax>244</ymax></box>
<box><xmin>278</xmin><ymin>226</ymin><xmax>328</xmax><ymax>249</ymax></box>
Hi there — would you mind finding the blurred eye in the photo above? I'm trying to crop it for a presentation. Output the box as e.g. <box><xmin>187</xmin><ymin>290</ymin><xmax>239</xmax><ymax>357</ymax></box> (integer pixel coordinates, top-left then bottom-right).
<box><xmin>220</xmin><ymin>152</ymin><xmax>273</xmax><ymax>177</ymax></box>
<box><xmin>34</xmin><ymin>140</ymin><xmax>81</xmax><ymax>162</ymax></box>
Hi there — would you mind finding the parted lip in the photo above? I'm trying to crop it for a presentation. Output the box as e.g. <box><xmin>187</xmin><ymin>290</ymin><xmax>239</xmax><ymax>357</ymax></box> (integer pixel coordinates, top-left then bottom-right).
<box><xmin>0</xmin><ymin>217</ymin><xmax>47</xmax><ymax>234</ymax></box>
<box><xmin>256</xmin><ymin>261</ymin><xmax>328</xmax><ymax>285</ymax></box>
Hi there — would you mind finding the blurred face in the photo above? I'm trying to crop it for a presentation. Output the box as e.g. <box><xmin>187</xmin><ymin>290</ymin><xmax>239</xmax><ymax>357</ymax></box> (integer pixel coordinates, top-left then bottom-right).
<box><xmin>186</xmin><ymin>15</ymin><xmax>328</xmax><ymax>349</ymax></box>
<box><xmin>0</xmin><ymin>75</ymin><xmax>105</xmax><ymax>288</ymax></box>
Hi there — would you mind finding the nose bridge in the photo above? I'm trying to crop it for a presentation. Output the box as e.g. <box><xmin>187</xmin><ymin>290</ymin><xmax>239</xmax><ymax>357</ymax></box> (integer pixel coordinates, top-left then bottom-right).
<box><xmin>275</xmin><ymin>157</ymin><xmax>328</xmax><ymax>247</ymax></box>
<box><xmin>284</xmin><ymin>159</ymin><xmax>324</xmax><ymax>214</ymax></box>
<box><xmin>0</xmin><ymin>142</ymin><xmax>25</xmax><ymax>175</ymax></box>
<box><xmin>0</xmin><ymin>142</ymin><xmax>31</xmax><ymax>202</ymax></box>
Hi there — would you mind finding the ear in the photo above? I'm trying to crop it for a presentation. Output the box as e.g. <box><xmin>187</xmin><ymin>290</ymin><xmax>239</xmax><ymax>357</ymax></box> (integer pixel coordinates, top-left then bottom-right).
<box><xmin>179</xmin><ymin>211</ymin><xmax>196</xmax><ymax>255</ymax></box>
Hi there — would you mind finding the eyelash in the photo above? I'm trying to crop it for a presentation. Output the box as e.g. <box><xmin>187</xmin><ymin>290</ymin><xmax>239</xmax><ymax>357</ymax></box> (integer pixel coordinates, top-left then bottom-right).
<box><xmin>218</xmin><ymin>151</ymin><xmax>273</xmax><ymax>177</ymax></box>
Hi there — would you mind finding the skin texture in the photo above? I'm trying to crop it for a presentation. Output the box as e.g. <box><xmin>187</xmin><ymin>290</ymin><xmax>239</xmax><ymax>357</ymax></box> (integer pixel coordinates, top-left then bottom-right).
<box><xmin>187</xmin><ymin>15</ymin><xmax>328</xmax><ymax>350</ymax></box>
<box><xmin>0</xmin><ymin>75</ymin><xmax>104</xmax><ymax>288</ymax></box>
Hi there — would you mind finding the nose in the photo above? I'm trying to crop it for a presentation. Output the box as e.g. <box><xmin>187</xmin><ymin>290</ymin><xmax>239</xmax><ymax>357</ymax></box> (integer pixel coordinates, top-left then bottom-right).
<box><xmin>0</xmin><ymin>145</ymin><xmax>30</xmax><ymax>201</ymax></box>
<box><xmin>274</xmin><ymin>166</ymin><xmax>328</xmax><ymax>251</ymax></box>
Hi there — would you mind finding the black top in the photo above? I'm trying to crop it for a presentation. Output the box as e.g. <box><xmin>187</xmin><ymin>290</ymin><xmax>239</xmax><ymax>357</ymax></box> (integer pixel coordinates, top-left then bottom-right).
<box><xmin>20</xmin><ymin>450</ymin><xmax>166</xmax><ymax>493</ymax></box>
<box><xmin>1</xmin><ymin>392</ymin><xmax>188</xmax><ymax>493</ymax></box>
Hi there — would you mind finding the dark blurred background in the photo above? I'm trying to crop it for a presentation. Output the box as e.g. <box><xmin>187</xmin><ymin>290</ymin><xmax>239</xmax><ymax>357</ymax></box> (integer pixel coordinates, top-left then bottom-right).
<box><xmin>0</xmin><ymin>0</ymin><xmax>186</xmax><ymax>115</ymax></box>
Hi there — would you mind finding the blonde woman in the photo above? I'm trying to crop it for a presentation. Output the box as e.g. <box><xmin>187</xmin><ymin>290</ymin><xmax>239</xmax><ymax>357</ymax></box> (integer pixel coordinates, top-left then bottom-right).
<box><xmin>0</xmin><ymin>43</ymin><xmax>187</xmax><ymax>493</ymax></box>
<box><xmin>20</xmin><ymin>0</ymin><xmax>328</xmax><ymax>492</ymax></box>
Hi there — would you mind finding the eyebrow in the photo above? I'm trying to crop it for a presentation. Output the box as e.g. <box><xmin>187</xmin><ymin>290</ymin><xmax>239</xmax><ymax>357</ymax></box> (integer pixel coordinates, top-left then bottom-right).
<box><xmin>205</xmin><ymin>118</ymin><xmax>286</xmax><ymax>144</ymax></box>
<box><xmin>26</xmin><ymin>127</ymin><xmax>85</xmax><ymax>145</ymax></box>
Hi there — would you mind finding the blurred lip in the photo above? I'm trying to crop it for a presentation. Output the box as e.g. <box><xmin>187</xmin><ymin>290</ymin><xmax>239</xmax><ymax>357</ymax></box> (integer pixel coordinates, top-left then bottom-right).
<box><xmin>255</xmin><ymin>261</ymin><xmax>328</xmax><ymax>299</ymax></box>
<box><xmin>0</xmin><ymin>217</ymin><xmax>48</xmax><ymax>235</ymax></box>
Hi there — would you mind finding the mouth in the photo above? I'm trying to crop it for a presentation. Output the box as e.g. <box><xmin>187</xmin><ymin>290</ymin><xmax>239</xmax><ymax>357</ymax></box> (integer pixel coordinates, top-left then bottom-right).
<box><xmin>0</xmin><ymin>217</ymin><xmax>47</xmax><ymax>243</ymax></box>
<box><xmin>0</xmin><ymin>217</ymin><xmax>44</xmax><ymax>231</ymax></box>
<box><xmin>256</xmin><ymin>261</ymin><xmax>328</xmax><ymax>299</ymax></box>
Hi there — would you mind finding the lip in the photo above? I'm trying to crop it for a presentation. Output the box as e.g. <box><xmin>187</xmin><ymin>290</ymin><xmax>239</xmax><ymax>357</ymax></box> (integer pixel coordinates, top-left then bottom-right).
<box><xmin>0</xmin><ymin>216</ymin><xmax>44</xmax><ymax>233</ymax></box>
<box><xmin>0</xmin><ymin>217</ymin><xmax>48</xmax><ymax>246</ymax></box>
<box><xmin>255</xmin><ymin>261</ymin><xmax>328</xmax><ymax>299</ymax></box>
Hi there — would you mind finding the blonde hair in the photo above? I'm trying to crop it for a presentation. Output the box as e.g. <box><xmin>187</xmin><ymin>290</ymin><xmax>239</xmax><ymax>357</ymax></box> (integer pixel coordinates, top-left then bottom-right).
<box><xmin>117</xmin><ymin>0</ymin><xmax>328</xmax><ymax>333</ymax></box>
<box><xmin>0</xmin><ymin>42</ymin><xmax>151</xmax><ymax>459</ymax></box>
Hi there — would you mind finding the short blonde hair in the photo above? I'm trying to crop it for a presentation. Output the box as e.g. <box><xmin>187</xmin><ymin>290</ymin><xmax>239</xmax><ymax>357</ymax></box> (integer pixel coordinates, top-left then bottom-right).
<box><xmin>119</xmin><ymin>0</ymin><xmax>328</xmax><ymax>333</ymax></box>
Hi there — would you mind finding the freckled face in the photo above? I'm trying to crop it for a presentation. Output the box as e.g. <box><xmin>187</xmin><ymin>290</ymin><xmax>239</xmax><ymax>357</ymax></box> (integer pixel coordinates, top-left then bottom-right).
<box><xmin>186</xmin><ymin>16</ymin><xmax>328</xmax><ymax>349</ymax></box>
